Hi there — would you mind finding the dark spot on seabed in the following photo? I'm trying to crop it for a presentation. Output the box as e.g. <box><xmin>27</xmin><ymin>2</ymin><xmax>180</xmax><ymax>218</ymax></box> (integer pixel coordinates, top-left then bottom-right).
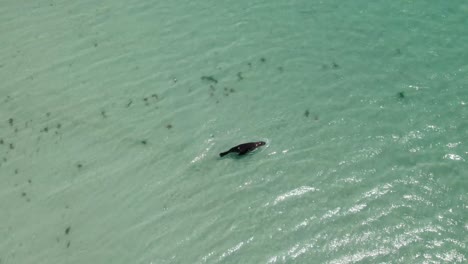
<box><xmin>9</xmin><ymin>143</ymin><xmax>14</xmax><ymax>150</ymax></box>
<box><xmin>142</xmin><ymin>94</ymin><xmax>159</xmax><ymax>106</ymax></box>
<box><xmin>304</xmin><ymin>110</ymin><xmax>310</xmax><ymax>117</ymax></box>
<box><xmin>28</xmin><ymin>179</ymin><xmax>32</xmax><ymax>184</ymax></box>
<box><xmin>223</xmin><ymin>87</ymin><xmax>230</xmax><ymax>96</ymax></box>
<box><xmin>101</xmin><ymin>110</ymin><xmax>107</xmax><ymax>118</ymax></box>
<box><xmin>237</xmin><ymin>72</ymin><xmax>244</xmax><ymax>81</ymax></box>
<box><xmin>65</xmin><ymin>226</ymin><xmax>71</xmax><ymax>235</ymax></box>
<box><xmin>395</xmin><ymin>48</ymin><xmax>401</xmax><ymax>55</ymax></box>
<box><xmin>126</xmin><ymin>99</ymin><xmax>133</xmax><ymax>107</ymax></box>
<box><xmin>230</xmin><ymin>88</ymin><xmax>235</xmax><ymax>93</ymax></box>
<box><xmin>76</xmin><ymin>163</ymin><xmax>82</xmax><ymax>169</ymax></box>
<box><xmin>46</xmin><ymin>112</ymin><xmax>51</xmax><ymax>117</ymax></box>
<box><xmin>332</xmin><ymin>62</ymin><xmax>339</xmax><ymax>69</ymax></box>
<box><xmin>201</xmin><ymin>76</ymin><xmax>218</xmax><ymax>84</ymax></box>
<box><xmin>247</xmin><ymin>62</ymin><xmax>252</xmax><ymax>68</ymax></box>
<box><xmin>166</xmin><ymin>124</ymin><xmax>172</xmax><ymax>129</ymax></box>
<box><xmin>57</xmin><ymin>123</ymin><xmax>62</xmax><ymax>129</ymax></box>
<box><xmin>398</xmin><ymin>92</ymin><xmax>405</xmax><ymax>99</ymax></box>
<box><xmin>260</xmin><ymin>57</ymin><xmax>266</xmax><ymax>63</ymax></box>
<box><xmin>8</xmin><ymin>118</ymin><xmax>13</xmax><ymax>126</ymax></box>
<box><xmin>0</xmin><ymin>138</ymin><xmax>3</xmax><ymax>144</ymax></box>
<box><xmin>141</xmin><ymin>140</ymin><xmax>147</xmax><ymax>145</ymax></box>
<box><xmin>94</xmin><ymin>42</ymin><xmax>98</xmax><ymax>47</ymax></box>
<box><xmin>42</xmin><ymin>127</ymin><xmax>48</xmax><ymax>132</ymax></box>
<box><xmin>15</xmin><ymin>169</ymin><xmax>18</xmax><ymax>174</ymax></box>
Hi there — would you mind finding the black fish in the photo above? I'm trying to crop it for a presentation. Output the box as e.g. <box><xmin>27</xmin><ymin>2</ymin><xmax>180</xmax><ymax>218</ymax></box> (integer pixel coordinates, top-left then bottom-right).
<box><xmin>201</xmin><ymin>76</ymin><xmax>218</xmax><ymax>84</ymax></box>
<box><xmin>219</xmin><ymin>141</ymin><xmax>266</xmax><ymax>157</ymax></box>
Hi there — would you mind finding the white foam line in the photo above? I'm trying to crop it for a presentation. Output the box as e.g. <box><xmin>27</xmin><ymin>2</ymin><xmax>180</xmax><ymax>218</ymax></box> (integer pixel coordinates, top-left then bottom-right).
<box><xmin>217</xmin><ymin>236</ymin><xmax>254</xmax><ymax>262</ymax></box>
<box><xmin>273</xmin><ymin>186</ymin><xmax>318</xmax><ymax>205</ymax></box>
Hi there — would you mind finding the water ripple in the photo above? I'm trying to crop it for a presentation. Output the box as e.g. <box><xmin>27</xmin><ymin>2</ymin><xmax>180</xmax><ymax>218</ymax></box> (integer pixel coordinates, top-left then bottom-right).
<box><xmin>272</xmin><ymin>186</ymin><xmax>319</xmax><ymax>205</ymax></box>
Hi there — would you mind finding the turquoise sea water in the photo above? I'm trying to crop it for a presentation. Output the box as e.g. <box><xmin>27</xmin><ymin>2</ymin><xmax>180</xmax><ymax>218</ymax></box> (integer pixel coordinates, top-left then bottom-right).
<box><xmin>1</xmin><ymin>1</ymin><xmax>467</xmax><ymax>263</ymax></box>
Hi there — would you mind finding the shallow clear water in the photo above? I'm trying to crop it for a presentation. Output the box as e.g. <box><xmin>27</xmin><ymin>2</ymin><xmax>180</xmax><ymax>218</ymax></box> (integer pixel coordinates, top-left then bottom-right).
<box><xmin>1</xmin><ymin>1</ymin><xmax>467</xmax><ymax>263</ymax></box>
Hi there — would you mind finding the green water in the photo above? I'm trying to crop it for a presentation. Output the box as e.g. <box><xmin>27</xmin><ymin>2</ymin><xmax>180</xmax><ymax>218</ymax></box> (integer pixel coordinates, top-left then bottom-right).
<box><xmin>1</xmin><ymin>1</ymin><xmax>467</xmax><ymax>263</ymax></box>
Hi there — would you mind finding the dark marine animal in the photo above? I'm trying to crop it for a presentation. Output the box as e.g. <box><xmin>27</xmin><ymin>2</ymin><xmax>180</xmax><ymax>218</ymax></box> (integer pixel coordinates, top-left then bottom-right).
<box><xmin>201</xmin><ymin>76</ymin><xmax>218</xmax><ymax>84</ymax></box>
<box><xmin>219</xmin><ymin>141</ymin><xmax>266</xmax><ymax>157</ymax></box>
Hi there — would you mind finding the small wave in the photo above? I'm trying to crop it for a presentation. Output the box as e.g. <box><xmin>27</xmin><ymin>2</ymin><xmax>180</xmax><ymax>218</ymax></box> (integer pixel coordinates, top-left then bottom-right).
<box><xmin>273</xmin><ymin>186</ymin><xmax>319</xmax><ymax>205</ymax></box>
<box><xmin>443</xmin><ymin>153</ymin><xmax>464</xmax><ymax>161</ymax></box>
<box><xmin>217</xmin><ymin>236</ymin><xmax>254</xmax><ymax>262</ymax></box>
